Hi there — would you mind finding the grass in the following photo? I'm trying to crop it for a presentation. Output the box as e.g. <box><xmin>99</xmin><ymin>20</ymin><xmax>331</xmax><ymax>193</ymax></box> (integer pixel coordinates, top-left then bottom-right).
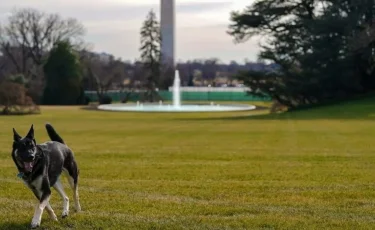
<box><xmin>0</xmin><ymin>99</ymin><xmax>375</xmax><ymax>229</ymax></box>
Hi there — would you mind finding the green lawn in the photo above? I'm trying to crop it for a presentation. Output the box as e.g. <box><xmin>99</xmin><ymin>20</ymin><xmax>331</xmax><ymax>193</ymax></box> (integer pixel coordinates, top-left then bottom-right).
<box><xmin>0</xmin><ymin>99</ymin><xmax>375</xmax><ymax>229</ymax></box>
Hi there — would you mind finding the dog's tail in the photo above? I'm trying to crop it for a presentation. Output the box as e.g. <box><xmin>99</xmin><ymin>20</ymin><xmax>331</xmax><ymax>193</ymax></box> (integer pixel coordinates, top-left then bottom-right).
<box><xmin>45</xmin><ymin>123</ymin><xmax>65</xmax><ymax>144</ymax></box>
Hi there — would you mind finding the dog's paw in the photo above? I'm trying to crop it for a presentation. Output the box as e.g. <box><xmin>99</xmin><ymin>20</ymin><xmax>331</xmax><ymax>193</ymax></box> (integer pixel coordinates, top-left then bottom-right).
<box><xmin>75</xmin><ymin>205</ymin><xmax>81</xmax><ymax>212</ymax></box>
<box><xmin>30</xmin><ymin>221</ymin><xmax>40</xmax><ymax>229</ymax></box>
<box><xmin>30</xmin><ymin>214</ymin><xmax>41</xmax><ymax>228</ymax></box>
<box><xmin>51</xmin><ymin>214</ymin><xmax>58</xmax><ymax>221</ymax></box>
<box><xmin>46</xmin><ymin>210</ymin><xmax>58</xmax><ymax>221</ymax></box>
<box><xmin>62</xmin><ymin>211</ymin><xmax>69</xmax><ymax>218</ymax></box>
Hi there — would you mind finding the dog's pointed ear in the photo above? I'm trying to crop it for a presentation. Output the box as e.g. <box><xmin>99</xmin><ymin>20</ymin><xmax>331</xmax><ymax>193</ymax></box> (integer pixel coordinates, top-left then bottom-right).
<box><xmin>13</xmin><ymin>128</ymin><xmax>21</xmax><ymax>142</ymax></box>
<box><xmin>26</xmin><ymin>124</ymin><xmax>34</xmax><ymax>139</ymax></box>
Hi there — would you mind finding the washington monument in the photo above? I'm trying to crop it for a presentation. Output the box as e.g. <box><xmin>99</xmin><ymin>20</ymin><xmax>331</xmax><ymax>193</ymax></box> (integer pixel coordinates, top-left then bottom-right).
<box><xmin>160</xmin><ymin>0</ymin><xmax>175</xmax><ymax>68</ymax></box>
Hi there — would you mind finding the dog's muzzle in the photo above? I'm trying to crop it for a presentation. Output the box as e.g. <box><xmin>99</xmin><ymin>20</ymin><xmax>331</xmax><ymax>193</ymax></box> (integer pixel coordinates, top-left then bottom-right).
<box><xmin>23</xmin><ymin>161</ymin><xmax>34</xmax><ymax>172</ymax></box>
<box><xmin>22</xmin><ymin>153</ymin><xmax>35</xmax><ymax>172</ymax></box>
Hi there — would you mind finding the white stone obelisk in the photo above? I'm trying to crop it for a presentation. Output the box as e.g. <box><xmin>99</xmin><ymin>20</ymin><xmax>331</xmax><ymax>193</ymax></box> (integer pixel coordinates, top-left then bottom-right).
<box><xmin>160</xmin><ymin>0</ymin><xmax>175</xmax><ymax>68</ymax></box>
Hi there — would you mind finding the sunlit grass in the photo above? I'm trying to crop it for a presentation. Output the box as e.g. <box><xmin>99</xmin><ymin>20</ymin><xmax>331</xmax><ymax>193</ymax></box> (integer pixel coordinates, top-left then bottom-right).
<box><xmin>0</xmin><ymin>100</ymin><xmax>374</xmax><ymax>229</ymax></box>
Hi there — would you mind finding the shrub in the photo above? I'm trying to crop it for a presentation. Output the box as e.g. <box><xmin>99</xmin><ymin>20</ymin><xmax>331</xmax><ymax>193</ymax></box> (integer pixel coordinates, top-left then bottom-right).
<box><xmin>84</xmin><ymin>96</ymin><xmax>91</xmax><ymax>105</ymax></box>
<box><xmin>0</xmin><ymin>82</ymin><xmax>40</xmax><ymax>115</ymax></box>
<box><xmin>99</xmin><ymin>95</ymin><xmax>112</xmax><ymax>105</ymax></box>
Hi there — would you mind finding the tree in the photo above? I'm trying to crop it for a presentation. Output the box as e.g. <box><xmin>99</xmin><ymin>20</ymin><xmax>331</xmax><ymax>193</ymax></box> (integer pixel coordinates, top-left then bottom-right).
<box><xmin>139</xmin><ymin>10</ymin><xmax>162</xmax><ymax>102</ymax></box>
<box><xmin>159</xmin><ymin>63</ymin><xmax>174</xmax><ymax>89</ymax></box>
<box><xmin>43</xmin><ymin>41</ymin><xmax>83</xmax><ymax>105</ymax></box>
<box><xmin>202</xmin><ymin>58</ymin><xmax>220</xmax><ymax>80</ymax></box>
<box><xmin>0</xmin><ymin>52</ymin><xmax>15</xmax><ymax>80</ymax></box>
<box><xmin>228</xmin><ymin>0</ymin><xmax>375</xmax><ymax>109</ymax></box>
<box><xmin>81</xmin><ymin>52</ymin><xmax>126</xmax><ymax>104</ymax></box>
<box><xmin>0</xmin><ymin>8</ymin><xmax>85</xmax><ymax>103</ymax></box>
<box><xmin>187</xmin><ymin>74</ymin><xmax>194</xmax><ymax>86</ymax></box>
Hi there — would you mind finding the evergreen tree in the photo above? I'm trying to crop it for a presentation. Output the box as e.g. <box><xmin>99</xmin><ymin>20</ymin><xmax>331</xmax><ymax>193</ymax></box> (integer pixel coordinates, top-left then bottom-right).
<box><xmin>139</xmin><ymin>9</ymin><xmax>162</xmax><ymax>102</ymax></box>
<box><xmin>43</xmin><ymin>41</ymin><xmax>83</xmax><ymax>105</ymax></box>
<box><xmin>228</xmin><ymin>0</ymin><xmax>375</xmax><ymax>109</ymax></box>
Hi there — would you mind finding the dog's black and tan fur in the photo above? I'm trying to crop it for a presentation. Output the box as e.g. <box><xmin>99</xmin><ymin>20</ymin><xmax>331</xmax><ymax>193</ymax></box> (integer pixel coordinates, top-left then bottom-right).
<box><xmin>12</xmin><ymin>123</ymin><xmax>81</xmax><ymax>228</ymax></box>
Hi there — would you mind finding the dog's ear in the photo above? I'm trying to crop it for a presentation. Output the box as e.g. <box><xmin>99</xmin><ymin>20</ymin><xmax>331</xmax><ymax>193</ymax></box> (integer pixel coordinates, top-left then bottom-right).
<box><xmin>13</xmin><ymin>128</ymin><xmax>21</xmax><ymax>142</ymax></box>
<box><xmin>26</xmin><ymin>124</ymin><xmax>34</xmax><ymax>139</ymax></box>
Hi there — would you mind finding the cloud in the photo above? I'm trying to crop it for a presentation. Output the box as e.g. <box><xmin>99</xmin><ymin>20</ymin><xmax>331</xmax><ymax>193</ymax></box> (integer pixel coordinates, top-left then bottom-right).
<box><xmin>177</xmin><ymin>25</ymin><xmax>260</xmax><ymax>62</ymax></box>
<box><xmin>1</xmin><ymin>1</ymin><xmax>232</xmax><ymax>20</ymax></box>
<box><xmin>0</xmin><ymin>3</ymin><xmax>153</xmax><ymax>22</ymax></box>
<box><xmin>87</xmin><ymin>24</ymin><xmax>260</xmax><ymax>63</ymax></box>
<box><xmin>0</xmin><ymin>1</ymin><xmax>234</xmax><ymax>30</ymax></box>
<box><xmin>176</xmin><ymin>2</ymin><xmax>232</xmax><ymax>14</ymax></box>
<box><xmin>78</xmin><ymin>2</ymin><xmax>235</xmax><ymax>32</ymax></box>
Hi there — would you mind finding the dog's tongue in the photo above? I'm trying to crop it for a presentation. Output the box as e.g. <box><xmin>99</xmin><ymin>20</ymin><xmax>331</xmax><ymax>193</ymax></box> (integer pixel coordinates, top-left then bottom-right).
<box><xmin>24</xmin><ymin>162</ymin><xmax>33</xmax><ymax>172</ymax></box>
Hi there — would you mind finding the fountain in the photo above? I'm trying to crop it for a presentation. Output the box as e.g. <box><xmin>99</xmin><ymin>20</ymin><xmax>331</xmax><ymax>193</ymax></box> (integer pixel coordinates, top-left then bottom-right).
<box><xmin>97</xmin><ymin>70</ymin><xmax>256</xmax><ymax>113</ymax></box>
<box><xmin>173</xmin><ymin>70</ymin><xmax>181</xmax><ymax>108</ymax></box>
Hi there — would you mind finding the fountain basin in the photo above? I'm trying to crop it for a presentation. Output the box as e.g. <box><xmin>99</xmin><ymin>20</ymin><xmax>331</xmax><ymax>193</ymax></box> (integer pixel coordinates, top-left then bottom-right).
<box><xmin>97</xmin><ymin>70</ymin><xmax>257</xmax><ymax>113</ymax></box>
<box><xmin>97</xmin><ymin>103</ymin><xmax>256</xmax><ymax>113</ymax></box>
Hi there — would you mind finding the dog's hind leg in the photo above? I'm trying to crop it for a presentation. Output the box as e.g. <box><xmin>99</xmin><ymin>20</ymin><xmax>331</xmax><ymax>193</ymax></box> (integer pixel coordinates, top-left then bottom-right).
<box><xmin>65</xmin><ymin>171</ymin><xmax>81</xmax><ymax>212</ymax></box>
<box><xmin>53</xmin><ymin>179</ymin><xmax>70</xmax><ymax>218</ymax></box>
<box><xmin>63</xmin><ymin>165</ymin><xmax>81</xmax><ymax>212</ymax></box>
<box><xmin>45</xmin><ymin>202</ymin><xmax>58</xmax><ymax>221</ymax></box>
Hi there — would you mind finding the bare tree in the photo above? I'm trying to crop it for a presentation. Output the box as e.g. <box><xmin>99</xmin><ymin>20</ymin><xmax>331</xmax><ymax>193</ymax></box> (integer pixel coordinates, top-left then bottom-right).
<box><xmin>81</xmin><ymin>52</ymin><xmax>126</xmax><ymax>104</ymax></box>
<box><xmin>160</xmin><ymin>60</ymin><xmax>174</xmax><ymax>88</ymax></box>
<box><xmin>0</xmin><ymin>8</ymin><xmax>85</xmax><ymax>67</ymax></box>
<box><xmin>202</xmin><ymin>58</ymin><xmax>220</xmax><ymax>81</ymax></box>
<box><xmin>0</xmin><ymin>53</ymin><xmax>13</xmax><ymax>80</ymax></box>
<box><xmin>0</xmin><ymin>8</ymin><xmax>85</xmax><ymax>102</ymax></box>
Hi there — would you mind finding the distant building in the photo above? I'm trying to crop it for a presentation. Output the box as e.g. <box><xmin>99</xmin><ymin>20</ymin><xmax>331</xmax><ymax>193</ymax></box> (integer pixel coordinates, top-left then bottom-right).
<box><xmin>97</xmin><ymin>52</ymin><xmax>112</xmax><ymax>63</ymax></box>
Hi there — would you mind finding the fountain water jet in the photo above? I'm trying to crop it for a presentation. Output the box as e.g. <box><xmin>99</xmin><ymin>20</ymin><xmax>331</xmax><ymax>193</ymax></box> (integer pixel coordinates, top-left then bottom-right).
<box><xmin>172</xmin><ymin>70</ymin><xmax>181</xmax><ymax>108</ymax></box>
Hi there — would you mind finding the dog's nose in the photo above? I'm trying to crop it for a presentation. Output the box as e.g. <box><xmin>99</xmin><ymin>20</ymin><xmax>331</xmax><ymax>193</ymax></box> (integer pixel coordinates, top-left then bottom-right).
<box><xmin>27</xmin><ymin>155</ymin><xmax>34</xmax><ymax>161</ymax></box>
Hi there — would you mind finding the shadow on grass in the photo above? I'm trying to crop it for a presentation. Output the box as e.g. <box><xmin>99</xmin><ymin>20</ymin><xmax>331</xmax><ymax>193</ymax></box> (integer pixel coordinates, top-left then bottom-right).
<box><xmin>174</xmin><ymin>97</ymin><xmax>375</xmax><ymax>121</ymax></box>
<box><xmin>80</xmin><ymin>104</ymin><xmax>99</xmax><ymax>111</ymax></box>
<box><xmin>0</xmin><ymin>219</ymin><xmax>76</xmax><ymax>230</ymax></box>
<box><xmin>0</xmin><ymin>221</ymin><xmax>31</xmax><ymax>230</ymax></box>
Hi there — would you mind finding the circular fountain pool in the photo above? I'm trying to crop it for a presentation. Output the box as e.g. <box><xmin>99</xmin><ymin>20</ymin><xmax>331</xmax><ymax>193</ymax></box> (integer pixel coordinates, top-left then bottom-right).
<box><xmin>97</xmin><ymin>70</ymin><xmax>256</xmax><ymax>113</ymax></box>
<box><xmin>97</xmin><ymin>103</ymin><xmax>256</xmax><ymax>113</ymax></box>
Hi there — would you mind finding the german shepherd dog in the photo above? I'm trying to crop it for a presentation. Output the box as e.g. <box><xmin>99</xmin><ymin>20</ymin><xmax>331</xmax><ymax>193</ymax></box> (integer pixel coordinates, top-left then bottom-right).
<box><xmin>11</xmin><ymin>123</ymin><xmax>81</xmax><ymax>228</ymax></box>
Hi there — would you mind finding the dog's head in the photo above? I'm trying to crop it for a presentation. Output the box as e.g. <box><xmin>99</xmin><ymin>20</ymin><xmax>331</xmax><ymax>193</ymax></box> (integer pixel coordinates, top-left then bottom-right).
<box><xmin>12</xmin><ymin>125</ymin><xmax>37</xmax><ymax>172</ymax></box>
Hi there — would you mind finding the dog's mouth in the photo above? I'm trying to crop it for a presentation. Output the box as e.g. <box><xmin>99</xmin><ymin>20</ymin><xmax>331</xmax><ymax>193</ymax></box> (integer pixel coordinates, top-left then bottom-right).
<box><xmin>23</xmin><ymin>161</ymin><xmax>34</xmax><ymax>172</ymax></box>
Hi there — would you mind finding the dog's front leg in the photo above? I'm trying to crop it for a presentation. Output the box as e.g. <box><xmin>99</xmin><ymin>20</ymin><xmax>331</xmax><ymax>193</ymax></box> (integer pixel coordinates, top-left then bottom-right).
<box><xmin>31</xmin><ymin>186</ymin><xmax>57</xmax><ymax>222</ymax></box>
<box><xmin>31</xmin><ymin>189</ymin><xmax>51</xmax><ymax>228</ymax></box>
<box><xmin>30</xmin><ymin>179</ymin><xmax>52</xmax><ymax>229</ymax></box>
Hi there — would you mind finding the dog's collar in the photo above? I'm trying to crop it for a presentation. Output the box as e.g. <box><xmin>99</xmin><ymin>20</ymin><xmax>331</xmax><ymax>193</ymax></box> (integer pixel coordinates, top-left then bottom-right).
<box><xmin>16</xmin><ymin>171</ymin><xmax>31</xmax><ymax>181</ymax></box>
<box><xmin>17</xmin><ymin>172</ymin><xmax>24</xmax><ymax>178</ymax></box>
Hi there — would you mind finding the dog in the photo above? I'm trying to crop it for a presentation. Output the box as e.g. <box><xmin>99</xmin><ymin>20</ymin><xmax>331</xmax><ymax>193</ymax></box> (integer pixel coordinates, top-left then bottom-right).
<box><xmin>11</xmin><ymin>123</ymin><xmax>81</xmax><ymax>228</ymax></box>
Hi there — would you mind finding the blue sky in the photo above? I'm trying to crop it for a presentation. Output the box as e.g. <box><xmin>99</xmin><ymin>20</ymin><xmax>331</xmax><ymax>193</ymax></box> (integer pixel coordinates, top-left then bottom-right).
<box><xmin>0</xmin><ymin>0</ymin><xmax>259</xmax><ymax>63</ymax></box>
